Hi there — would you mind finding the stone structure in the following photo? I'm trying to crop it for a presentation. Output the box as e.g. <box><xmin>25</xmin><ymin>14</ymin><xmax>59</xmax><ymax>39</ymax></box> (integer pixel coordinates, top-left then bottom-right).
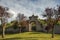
<box><xmin>29</xmin><ymin>15</ymin><xmax>42</xmax><ymax>31</ymax></box>
<box><xmin>54</xmin><ymin>25</ymin><xmax>60</xmax><ymax>33</ymax></box>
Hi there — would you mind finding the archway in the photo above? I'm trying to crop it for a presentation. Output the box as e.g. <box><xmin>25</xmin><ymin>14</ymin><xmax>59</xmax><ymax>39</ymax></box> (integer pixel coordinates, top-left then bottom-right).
<box><xmin>29</xmin><ymin>14</ymin><xmax>42</xmax><ymax>32</ymax></box>
<box><xmin>30</xmin><ymin>21</ymin><xmax>36</xmax><ymax>31</ymax></box>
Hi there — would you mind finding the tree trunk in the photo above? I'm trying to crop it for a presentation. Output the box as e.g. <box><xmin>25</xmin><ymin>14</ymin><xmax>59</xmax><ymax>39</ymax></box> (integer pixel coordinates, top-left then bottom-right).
<box><xmin>19</xmin><ymin>27</ymin><xmax>21</xmax><ymax>33</ymax></box>
<box><xmin>2</xmin><ymin>26</ymin><xmax>5</xmax><ymax>38</ymax></box>
<box><xmin>52</xmin><ymin>26</ymin><xmax>54</xmax><ymax>38</ymax></box>
<box><xmin>1</xmin><ymin>22</ymin><xmax>6</xmax><ymax>38</ymax></box>
<box><xmin>1</xmin><ymin>18</ymin><xmax>5</xmax><ymax>38</ymax></box>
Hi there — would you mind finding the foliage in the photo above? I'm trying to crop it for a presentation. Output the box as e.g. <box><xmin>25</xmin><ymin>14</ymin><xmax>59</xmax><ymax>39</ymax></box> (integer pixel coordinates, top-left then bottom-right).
<box><xmin>38</xmin><ymin>19</ymin><xmax>47</xmax><ymax>26</ymax></box>
<box><xmin>56</xmin><ymin>21</ymin><xmax>60</xmax><ymax>25</ymax></box>
<box><xmin>31</xmin><ymin>22</ymin><xmax>36</xmax><ymax>26</ymax></box>
<box><xmin>11</xmin><ymin>21</ymin><xmax>18</xmax><ymax>29</ymax></box>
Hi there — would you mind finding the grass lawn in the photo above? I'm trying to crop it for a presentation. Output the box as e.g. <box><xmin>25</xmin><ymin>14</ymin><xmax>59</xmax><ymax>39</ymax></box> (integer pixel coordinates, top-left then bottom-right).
<box><xmin>0</xmin><ymin>32</ymin><xmax>60</xmax><ymax>40</ymax></box>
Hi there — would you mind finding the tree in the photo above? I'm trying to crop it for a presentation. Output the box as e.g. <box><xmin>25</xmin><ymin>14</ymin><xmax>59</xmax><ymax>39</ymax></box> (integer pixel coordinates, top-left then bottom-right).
<box><xmin>20</xmin><ymin>20</ymin><xmax>29</xmax><ymax>32</ymax></box>
<box><xmin>16</xmin><ymin>13</ymin><xmax>27</xmax><ymax>32</ymax></box>
<box><xmin>0</xmin><ymin>6</ymin><xmax>12</xmax><ymax>38</ymax></box>
<box><xmin>43</xmin><ymin>7</ymin><xmax>60</xmax><ymax>38</ymax></box>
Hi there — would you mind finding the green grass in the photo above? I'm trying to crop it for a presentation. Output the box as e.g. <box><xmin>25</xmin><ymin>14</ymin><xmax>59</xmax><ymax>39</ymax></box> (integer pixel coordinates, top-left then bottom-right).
<box><xmin>0</xmin><ymin>32</ymin><xmax>60</xmax><ymax>40</ymax></box>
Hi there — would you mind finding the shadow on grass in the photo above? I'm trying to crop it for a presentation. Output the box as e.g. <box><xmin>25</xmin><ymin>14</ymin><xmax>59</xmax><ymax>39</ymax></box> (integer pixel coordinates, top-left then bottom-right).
<box><xmin>55</xmin><ymin>33</ymin><xmax>60</xmax><ymax>35</ymax></box>
<box><xmin>0</xmin><ymin>32</ymin><xmax>27</xmax><ymax>35</ymax></box>
<box><xmin>0</xmin><ymin>37</ymin><xmax>51</xmax><ymax>40</ymax></box>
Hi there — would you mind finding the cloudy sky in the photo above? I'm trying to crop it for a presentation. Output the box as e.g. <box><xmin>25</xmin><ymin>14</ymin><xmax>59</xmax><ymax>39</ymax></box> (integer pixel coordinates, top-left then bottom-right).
<box><xmin>0</xmin><ymin>0</ymin><xmax>60</xmax><ymax>20</ymax></box>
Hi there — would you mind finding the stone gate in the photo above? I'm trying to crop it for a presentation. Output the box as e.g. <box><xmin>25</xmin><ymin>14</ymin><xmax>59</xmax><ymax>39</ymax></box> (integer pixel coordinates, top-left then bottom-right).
<box><xmin>29</xmin><ymin>15</ymin><xmax>42</xmax><ymax>32</ymax></box>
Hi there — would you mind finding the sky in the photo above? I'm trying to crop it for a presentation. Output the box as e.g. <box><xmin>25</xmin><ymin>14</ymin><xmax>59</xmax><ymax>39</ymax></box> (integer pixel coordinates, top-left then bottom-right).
<box><xmin>0</xmin><ymin>0</ymin><xmax>60</xmax><ymax>20</ymax></box>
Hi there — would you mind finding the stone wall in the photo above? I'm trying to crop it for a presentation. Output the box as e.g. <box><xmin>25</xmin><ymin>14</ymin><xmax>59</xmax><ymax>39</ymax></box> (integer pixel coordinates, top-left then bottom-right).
<box><xmin>54</xmin><ymin>25</ymin><xmax>60</xmax><ymax>33</ymax></box>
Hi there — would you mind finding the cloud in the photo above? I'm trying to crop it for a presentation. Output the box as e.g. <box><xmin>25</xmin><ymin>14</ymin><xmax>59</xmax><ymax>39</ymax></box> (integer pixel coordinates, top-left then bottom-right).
<box><xmin>0</xmin><ymin>0</ymin><xmax>60</xmax><ymax>19</ymax></box>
